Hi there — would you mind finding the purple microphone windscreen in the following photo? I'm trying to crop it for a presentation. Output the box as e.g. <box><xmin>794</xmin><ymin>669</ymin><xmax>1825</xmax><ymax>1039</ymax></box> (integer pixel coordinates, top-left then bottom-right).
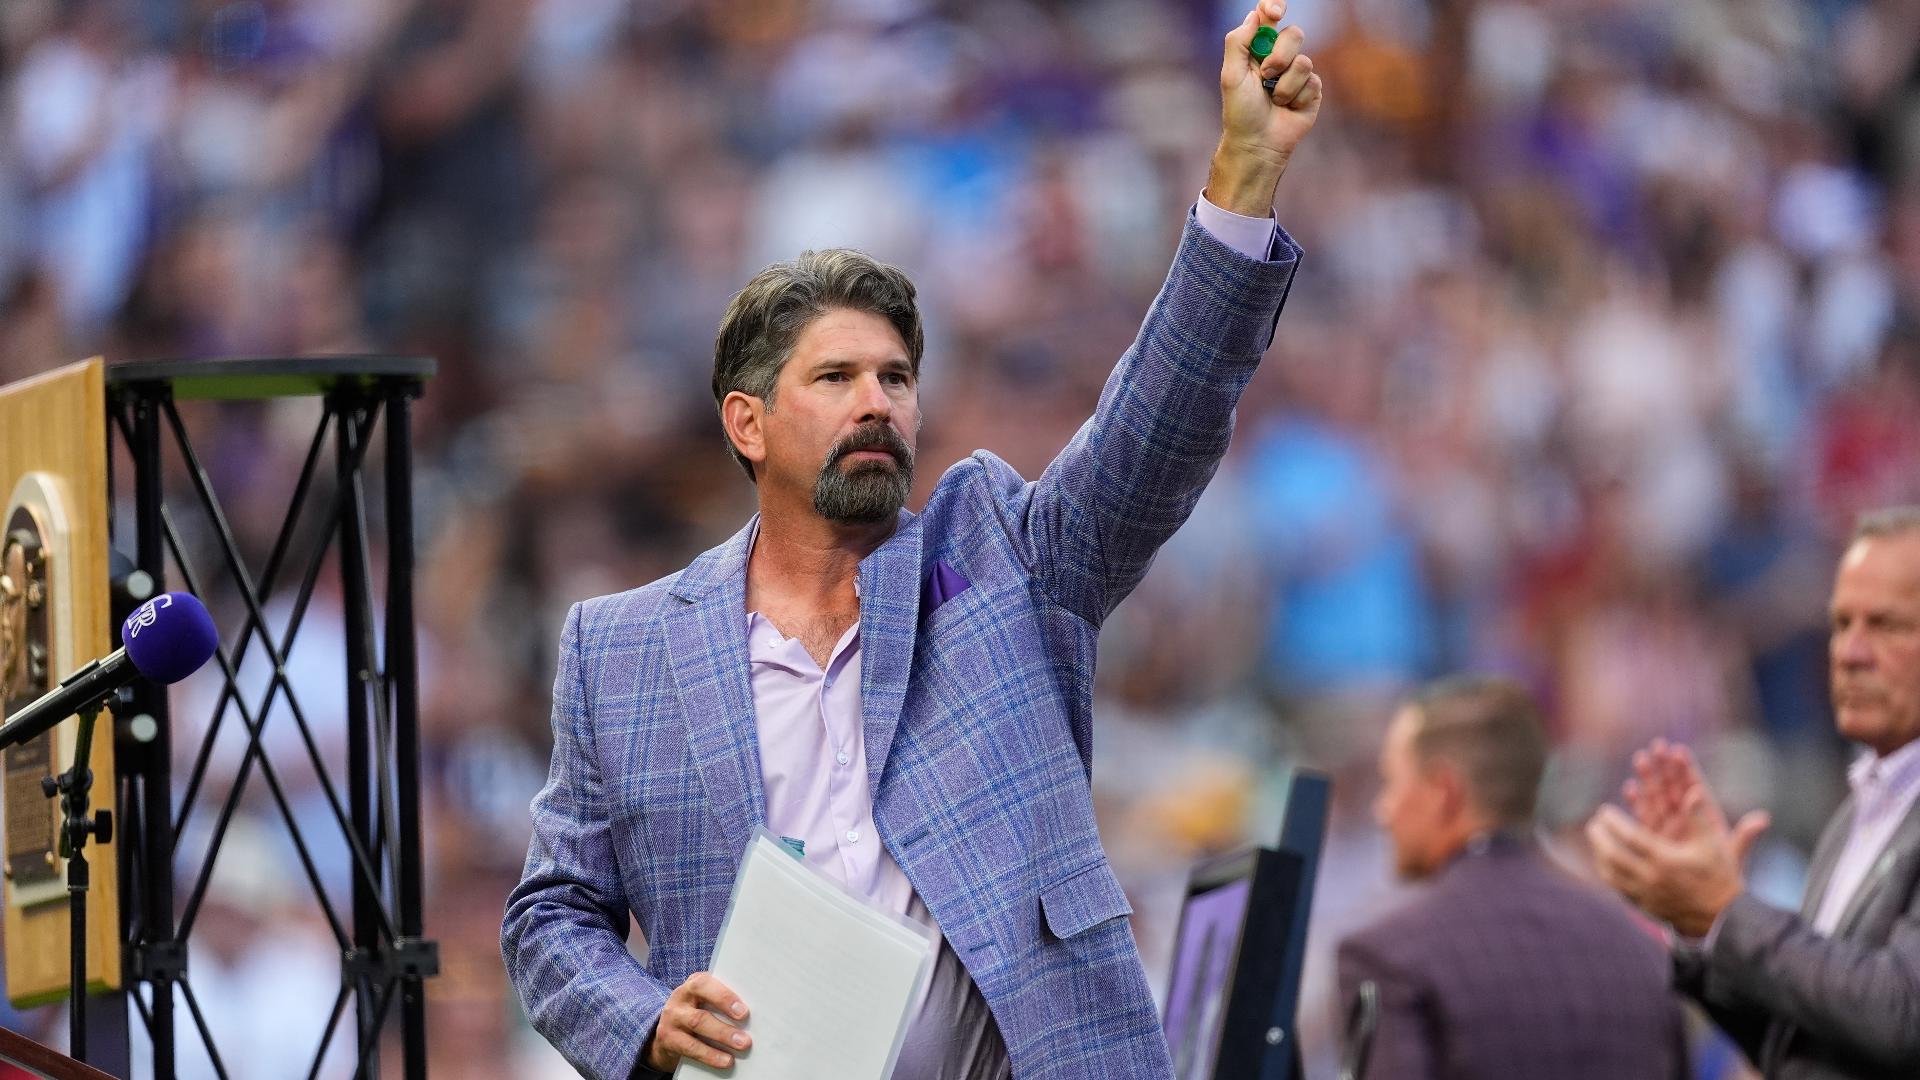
<box><xmin>122</xmin><ymin>592</ymin><xmax>219</xmax><ymax>684</ymax></box>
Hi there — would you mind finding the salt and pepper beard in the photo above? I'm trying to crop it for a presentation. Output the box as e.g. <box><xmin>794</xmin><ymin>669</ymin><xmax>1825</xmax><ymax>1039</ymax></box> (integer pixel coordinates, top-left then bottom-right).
<box><xmin>813</xmin><ymin>422</ymin><xmax>915</xmax><ymax>524</ymax></box>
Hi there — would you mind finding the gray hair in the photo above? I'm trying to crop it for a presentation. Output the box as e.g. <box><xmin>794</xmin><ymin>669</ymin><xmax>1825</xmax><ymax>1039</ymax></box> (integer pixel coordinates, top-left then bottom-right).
<box><xmin>1405</xmin><ymin>675</ymin><xmax>1549</xmax><ymax>827</ymax></box>
<box><xmin>710</xmin><ymin>249</ymin><xmax>924</xmax><ymax>480</ymax></box>
<box><xmin>1852</xmin><ymin>506</ymin><xmax>1920</xmax><ymax>544</ymax></box>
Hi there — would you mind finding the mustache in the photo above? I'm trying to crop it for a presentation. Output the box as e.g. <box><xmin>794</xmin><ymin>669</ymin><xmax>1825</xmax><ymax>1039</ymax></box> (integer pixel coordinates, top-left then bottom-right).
<box><xmin>823</xmin><ymin>423</ymin><xmax>912</xmax><ymax>470</ymax></box>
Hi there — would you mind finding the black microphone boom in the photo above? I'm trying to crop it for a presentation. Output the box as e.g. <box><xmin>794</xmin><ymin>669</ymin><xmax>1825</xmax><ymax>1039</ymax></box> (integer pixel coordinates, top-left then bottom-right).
<box><xmin>0</xmin><ymin>649</ymin><xmax>138</xmax><ymax>750</ymax></box>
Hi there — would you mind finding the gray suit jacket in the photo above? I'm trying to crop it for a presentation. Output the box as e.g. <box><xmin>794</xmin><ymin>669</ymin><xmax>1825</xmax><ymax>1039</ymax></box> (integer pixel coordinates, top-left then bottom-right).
<box><xmin>1674</xmin><ymin>794</ymin><xmax>1920</xmax><ymax>1078</ymax></box>
<box><xmin>1336</xmin><ymin>835</ymin><xmax>1689</xmax><ymax>1080</ymax></box>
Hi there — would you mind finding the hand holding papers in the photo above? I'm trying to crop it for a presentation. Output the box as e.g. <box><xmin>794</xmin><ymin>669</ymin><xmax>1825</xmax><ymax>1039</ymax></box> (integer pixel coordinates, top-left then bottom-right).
<box><xmin>676</xmin><ymin>830</ymin><xmax>934</xmax><ymax>1080</ymax></box>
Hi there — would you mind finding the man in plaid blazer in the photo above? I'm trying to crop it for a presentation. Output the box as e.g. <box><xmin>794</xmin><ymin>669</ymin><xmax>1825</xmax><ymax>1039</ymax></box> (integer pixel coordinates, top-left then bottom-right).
<box><xmin>501</xmin><ymin>5</ymin><xmax>1322</xmax><ymax>1077</ymax></box>
<box><xmin>1336</xmin><ymin>678</ymin><xmax>1689</xmax><ymax>1080</ymax></box>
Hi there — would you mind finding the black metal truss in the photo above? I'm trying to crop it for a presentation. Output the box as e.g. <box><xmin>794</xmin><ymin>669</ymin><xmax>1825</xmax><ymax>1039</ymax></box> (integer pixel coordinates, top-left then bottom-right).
<box><xmin>104</xmin><ymin>357</ymin><xmax>436</xmax><ymax>1079</ymax></box>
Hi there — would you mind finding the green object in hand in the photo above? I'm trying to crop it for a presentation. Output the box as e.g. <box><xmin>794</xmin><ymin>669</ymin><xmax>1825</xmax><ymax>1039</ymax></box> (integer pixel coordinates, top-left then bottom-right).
<box><xmin>1250</xmin><ymin>24</ymin><xmax>1278</xmax><ymax>61</ymax></box>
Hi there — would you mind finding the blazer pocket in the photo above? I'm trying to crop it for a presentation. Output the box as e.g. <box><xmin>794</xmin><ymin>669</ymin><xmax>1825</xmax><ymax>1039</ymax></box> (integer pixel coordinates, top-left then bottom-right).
<box><xmin>921</xmin><ymin>579</ymin><xmax>997</xmax><ymax>638</ymax></box>
<box><xmin>1040</xmin><ymin>860</ymin><xmax>1133</xmax><ymax>940</ymax></box>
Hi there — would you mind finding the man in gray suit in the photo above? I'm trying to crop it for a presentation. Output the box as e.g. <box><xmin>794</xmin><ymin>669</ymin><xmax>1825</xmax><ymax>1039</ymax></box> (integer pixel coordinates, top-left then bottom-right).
<box><xmin>1336</xmin><ymin>676</ymin><xmax>1689</xmax><ymax>1079</ymax></box>
<box><xmin>1589</xmin><ymin>507</ymin><xmax>1920</xmax><ymax>1078</ymax></box>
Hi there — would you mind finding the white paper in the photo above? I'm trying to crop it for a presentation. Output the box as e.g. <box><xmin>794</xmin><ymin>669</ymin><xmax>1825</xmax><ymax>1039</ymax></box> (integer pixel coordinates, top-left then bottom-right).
<box><xmin>675</xmin><ymin>829</ymin><xmax>934</xmax><ymax>1080</ymax></box>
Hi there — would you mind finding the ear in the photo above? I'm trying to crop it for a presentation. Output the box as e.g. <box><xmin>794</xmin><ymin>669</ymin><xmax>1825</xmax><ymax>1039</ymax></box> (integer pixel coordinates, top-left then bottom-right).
<box><xmin>721</xmin><ymin>390</ymin><xmax>768</xmax><ymax>476</ymax></box>
<box><xmin>1426</xmin><ymin>760</ymin><xmax>1469</xmax><ymax>821</ymax></box>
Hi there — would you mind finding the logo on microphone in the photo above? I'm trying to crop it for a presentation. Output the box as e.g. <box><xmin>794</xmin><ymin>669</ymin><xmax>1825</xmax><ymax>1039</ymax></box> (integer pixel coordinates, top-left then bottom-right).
<box><xmin>124</xmin><ymin>594</ymin><xmax>175</xmax><ymax>639</ymax></box>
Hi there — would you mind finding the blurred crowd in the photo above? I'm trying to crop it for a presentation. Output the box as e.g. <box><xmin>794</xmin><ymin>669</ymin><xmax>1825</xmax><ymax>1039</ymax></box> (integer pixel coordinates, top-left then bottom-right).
<box><xmin>2</xmin><ymin>0</ymin><xmax>1919</xmax><ymax>1076</ymax></box>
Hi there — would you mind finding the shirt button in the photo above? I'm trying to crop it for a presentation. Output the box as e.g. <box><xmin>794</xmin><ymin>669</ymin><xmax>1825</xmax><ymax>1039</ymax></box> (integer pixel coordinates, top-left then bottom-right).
<box><xmin>836</xmin><ymin>751</ymin><xmax>850</xmax><ymax>766</ymax></box>
<box><xmin>846</xmin><ymin>829</ymin><xmax>860</xmax><ymax>844</ymax></box>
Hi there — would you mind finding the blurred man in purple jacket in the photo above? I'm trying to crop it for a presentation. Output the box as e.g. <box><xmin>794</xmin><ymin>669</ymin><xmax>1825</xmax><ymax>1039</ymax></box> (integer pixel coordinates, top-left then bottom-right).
<box><xmin>1336</xmin><ymin>677</ymin><xmax>1689</xmax><ymax>1080</ymax></box>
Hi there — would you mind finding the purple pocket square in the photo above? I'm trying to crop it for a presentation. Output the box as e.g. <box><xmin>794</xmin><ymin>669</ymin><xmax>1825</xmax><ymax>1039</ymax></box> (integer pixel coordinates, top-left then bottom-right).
<box><xmin>922</xmin><ymin>560</ymin><xmax>972</xmax><ymax>614</ymax></box>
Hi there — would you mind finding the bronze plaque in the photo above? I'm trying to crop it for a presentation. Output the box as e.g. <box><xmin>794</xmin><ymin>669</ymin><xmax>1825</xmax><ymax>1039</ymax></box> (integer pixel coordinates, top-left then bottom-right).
<box><xmin>1</xmin><ymin>505</ymin><xmax>58</xmax><ymax>889</ymax></box>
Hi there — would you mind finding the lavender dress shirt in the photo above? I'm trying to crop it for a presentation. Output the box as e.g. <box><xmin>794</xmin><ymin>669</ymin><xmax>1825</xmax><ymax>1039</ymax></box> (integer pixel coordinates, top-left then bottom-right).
<box><xmin>739</xmin><ymin>193</ymin><xmax>1275</xmax><ymax>1080</ymax></box>
<box><xmin>1811</xmin><ymin>738</ymin><xmax>1920</xmax><ymax>934</ymax></box>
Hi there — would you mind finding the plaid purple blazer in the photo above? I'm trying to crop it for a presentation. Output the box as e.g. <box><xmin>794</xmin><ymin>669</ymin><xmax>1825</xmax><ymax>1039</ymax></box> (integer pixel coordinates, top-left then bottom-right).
<box><xmin>1336</xmin><ymin>836</ymin><xmax>1690</xmax><ymax>1080</ymax></box>
<box><xmin>501</xmin><ymin>212</ymin><xmax>1301</xmax><ymax>1080</ymax></box>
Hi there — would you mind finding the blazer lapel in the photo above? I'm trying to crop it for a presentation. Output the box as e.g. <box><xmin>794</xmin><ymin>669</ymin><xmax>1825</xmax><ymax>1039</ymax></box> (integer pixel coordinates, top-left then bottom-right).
<box><xmin>665</xmin><ymin>519</ymin><xmax>765</xmax><ymax>860</ymax></box>
<box><xmin>857</xmin><ymin>509</ymin><xmax>923</xmax><ymax>796</ymax></box>
<box><xmin>1836</xmin><ymin>796</ymin><xmax>1920</xmax><ymax>937</ymax></box>
<box><xmin>1763</xmin><ymin>802</ymin><xmax>1855</xmax><ymax>1077</ymax></box>
<box><xmin>1800</xmin><ymin>796</ymin><xmax>1855</xmax><ymax>921</ymax></box>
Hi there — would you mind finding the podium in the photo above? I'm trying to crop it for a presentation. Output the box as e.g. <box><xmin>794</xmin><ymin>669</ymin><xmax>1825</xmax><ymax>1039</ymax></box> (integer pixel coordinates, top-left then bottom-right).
<box><xmin>0</xmin><ymin>1025</ymin><xmax>118</xmax><ymax>1080</ymax></box>
<box><xmin>107</xmin><ymin>356</ymin><xmax>437</xmax><ymax>1079</ymax></box>
<box><xmin>2</xmin><ymin>356</ymin><xmax>437</xmax><ymax>1077</ymax></box>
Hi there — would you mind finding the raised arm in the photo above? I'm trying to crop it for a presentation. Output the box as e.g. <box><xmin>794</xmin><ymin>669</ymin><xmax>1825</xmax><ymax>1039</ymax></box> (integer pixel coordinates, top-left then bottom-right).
<box><xmin>991</xmin><ymin>2</ymin><xmax>1321</xmax><ymax>624</ymax></box>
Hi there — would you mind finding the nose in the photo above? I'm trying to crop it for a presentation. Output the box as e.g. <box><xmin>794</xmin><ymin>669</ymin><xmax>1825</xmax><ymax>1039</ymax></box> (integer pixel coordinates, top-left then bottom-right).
<box><xmin>853</xmin><ymin>373</ymin><xmax>893</xmax><ymax>424</ymax></box>
<box><xmin>1834</xmin><ymin>625</ymin><xmax>1874</xmax><ymax>669</ymax></box>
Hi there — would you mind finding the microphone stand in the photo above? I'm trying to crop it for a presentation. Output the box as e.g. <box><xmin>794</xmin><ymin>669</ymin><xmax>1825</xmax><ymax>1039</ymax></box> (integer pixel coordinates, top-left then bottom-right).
<box><xmin>13</xmin><ymin>696</ymin><xmax>115</xmax><ymax>1063</ymax></box>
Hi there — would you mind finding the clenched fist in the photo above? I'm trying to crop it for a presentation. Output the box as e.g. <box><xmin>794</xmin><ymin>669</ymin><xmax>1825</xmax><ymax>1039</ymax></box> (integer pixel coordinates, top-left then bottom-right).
<box><xmin>1209</xmin><ymin>0</ymin><xmax>1325</xmax><ymax>217</ymax></box>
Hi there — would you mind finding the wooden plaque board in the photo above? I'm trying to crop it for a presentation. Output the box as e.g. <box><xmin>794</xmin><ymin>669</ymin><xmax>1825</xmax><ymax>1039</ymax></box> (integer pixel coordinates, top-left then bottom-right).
<box><xmin>0</xmin><ymin>359</ymin><xmax>120</xmax><ymax>1004</ymax></box>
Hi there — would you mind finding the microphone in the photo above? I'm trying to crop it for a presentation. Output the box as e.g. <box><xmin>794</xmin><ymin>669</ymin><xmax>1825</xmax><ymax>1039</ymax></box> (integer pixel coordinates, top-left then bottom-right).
<box><xmin>0</xmin><ymin>592</ymin><xmax>219</xmax><ymax>751</ymax></box>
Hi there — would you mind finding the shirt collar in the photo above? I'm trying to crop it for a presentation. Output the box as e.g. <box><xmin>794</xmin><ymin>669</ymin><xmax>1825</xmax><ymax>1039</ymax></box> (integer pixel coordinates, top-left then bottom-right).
<box><xmin>1443</xmin><ymin>827</ymin><xmax>1535</xmax><ymax>871</ymax></box>
<box><xmin>1848</xmin><ymin>737</ymin><xmax>1920</xmax><ymax>805</ymax></box>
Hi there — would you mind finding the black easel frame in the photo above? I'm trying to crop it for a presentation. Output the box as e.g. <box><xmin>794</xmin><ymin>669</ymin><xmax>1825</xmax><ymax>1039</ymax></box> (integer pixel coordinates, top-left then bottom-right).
<box><xmin>103</xmin><ymin>357</ymin><xmax>436</xmax><ymax>1079</ymax></box>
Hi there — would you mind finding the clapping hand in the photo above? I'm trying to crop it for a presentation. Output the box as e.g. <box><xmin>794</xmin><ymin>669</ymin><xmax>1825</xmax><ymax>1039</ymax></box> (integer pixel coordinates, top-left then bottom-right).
<box><xmin>1586</xmin><ymin>739</ymin><xmax>1771</xmax><ymax>938</ymax></box>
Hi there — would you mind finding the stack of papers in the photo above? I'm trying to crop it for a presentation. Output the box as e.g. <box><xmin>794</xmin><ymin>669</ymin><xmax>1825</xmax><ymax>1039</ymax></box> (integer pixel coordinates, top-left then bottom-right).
<box><xmin>677</xmin><ymin>829</ymin><xmax>934</xmax><ymax>1080</ymax></box>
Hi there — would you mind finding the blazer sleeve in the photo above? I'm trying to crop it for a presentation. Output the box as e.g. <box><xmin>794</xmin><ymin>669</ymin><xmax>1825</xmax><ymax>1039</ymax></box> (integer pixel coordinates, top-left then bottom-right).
<box><xmin>1671</xmin><ymin>936</ymin><xmax>1774</xmax><ymax>1068</ymax></box>
<box><xmin>502</xmin><ymin>602</ymin><xmax>675</xmax><ymax>1080</ymax></box>
<box><xmin>1336</xmin><ymin>935</ymin><xmax>1438</xmax><ymax>1080</ymax></box>
<box><xmin>981</xmin><ymin>209</ymin><xmax>1300</xmax><ymax>626</ymax></box>
<box><xmin>1698</xmin><ymin>891</ymin><xmax>1920</xmax><ymax>1067</ymax></box>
